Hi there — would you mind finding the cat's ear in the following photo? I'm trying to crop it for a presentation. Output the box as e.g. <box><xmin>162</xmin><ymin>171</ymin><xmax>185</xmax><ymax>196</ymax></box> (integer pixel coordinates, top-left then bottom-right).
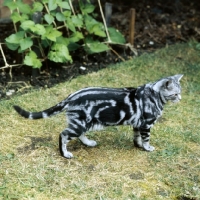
<box><xmin>174</xmin><ymin>74</ymin><xmax>183</xmax><ymax>82</ymax></box>
<box><xmin>152</xmin><ymin>79</ymin><xmax>170</xmax><ymax>92</ymax></box>
<box><xmin>165</xmin><ymin>79</ymin><xmax>173</xmax><ymax>90</ymax></box>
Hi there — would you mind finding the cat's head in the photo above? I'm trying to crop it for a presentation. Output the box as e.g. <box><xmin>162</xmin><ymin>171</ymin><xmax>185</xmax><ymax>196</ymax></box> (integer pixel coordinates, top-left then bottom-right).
<box><xmin>152</xmin><ymin>74</ymin><xmax>183</xmax><ymax>103</ymax></box>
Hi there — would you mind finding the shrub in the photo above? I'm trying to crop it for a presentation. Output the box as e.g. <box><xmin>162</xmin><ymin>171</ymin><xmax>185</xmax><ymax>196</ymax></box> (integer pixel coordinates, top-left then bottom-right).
<box><xmin>4</xmin><ymin>0</ymin><xmax>125</xmax><ymax>68</ymax></box>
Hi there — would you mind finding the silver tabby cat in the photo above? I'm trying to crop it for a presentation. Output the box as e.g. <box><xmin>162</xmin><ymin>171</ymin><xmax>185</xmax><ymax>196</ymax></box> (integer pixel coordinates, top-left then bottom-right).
<box><xmin>14</xmin><ymin>74</ymin><xmax>183</xmax><ymax>159</ymax></box>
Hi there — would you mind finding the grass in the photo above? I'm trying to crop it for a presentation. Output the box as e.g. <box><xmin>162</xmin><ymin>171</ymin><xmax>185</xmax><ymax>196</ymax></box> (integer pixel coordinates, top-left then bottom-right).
<box><xmin>0</xmin><ymin>42</ymin><xmax>200</xmax><ymax>200</ymax></box>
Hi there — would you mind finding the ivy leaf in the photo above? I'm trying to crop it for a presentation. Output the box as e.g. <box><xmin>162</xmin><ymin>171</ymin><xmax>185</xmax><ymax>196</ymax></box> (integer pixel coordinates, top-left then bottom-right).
<box><xmin>20</xmin><ymin>37</ymin><xmax>33</xmax><ymax>51</ymax></box>
<box><xmin>48</xmin><ymin>0</ymin><xmax>57</xmax><ymax>11</ymax></box>
<box><xmin>21</xmin><ymin>20</ymin><xmax>35</xmax><ymax>31</ymax></box>
<box><xmin>108</xmin><ymin>27</ymin><xmax>126</xmax><ymax>44</ymax></box>
<box><xmin>48</xmin><ymin>44</ymin><xmax>72</xmax><ymax>63</ymax></box>
<box><xmin>44</xmin><ymin>14</ymin><xmax>54</xmax><ymax>25</ymax></box>
<box><xmin>24</xmin><ymin>51</ymin><xmax>42</xmax><ymax>68</ymax></box>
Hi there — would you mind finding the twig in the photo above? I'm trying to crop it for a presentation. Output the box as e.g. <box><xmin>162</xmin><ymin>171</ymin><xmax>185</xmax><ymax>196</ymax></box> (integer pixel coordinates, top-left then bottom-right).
<box><xmin>43</xmin><ymin>3</ymin><xmax>57</xmax><ymax>28</ymax></box>
<box><xmin>110</xmin><ymin>48</ymin><xmax>125</xmax><ymax>62</ymax></box>
<box><xmin>97</xmin><ymin>0</ymin><xmax>111</xmax><ymax>43</ymax></box>
<box><xmin>69</xmin><ymin>0</ymin><xmax>76</xmax><ymax>15</ymax></box>
<box><xmin>0</xmin><ymin>43</ymin><xmax>9</xmax><ymax>67</ymax></box>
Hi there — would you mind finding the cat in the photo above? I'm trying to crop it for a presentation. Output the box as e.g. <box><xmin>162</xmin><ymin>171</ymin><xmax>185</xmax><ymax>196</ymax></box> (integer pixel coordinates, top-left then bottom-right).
<box><xmin>13</xmin><ymin>74</ymin><xmax>183</xmax><ymax>159</ymax></box>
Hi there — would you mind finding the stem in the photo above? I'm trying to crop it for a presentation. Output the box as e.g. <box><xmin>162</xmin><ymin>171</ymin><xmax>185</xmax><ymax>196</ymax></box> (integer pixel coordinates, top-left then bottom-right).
<box><xmin>98</xmin><ymin>0</ymin><xmax>111</xmax><ymax>43</ymax></box>
<box><xmin>0</xmin><ymin>43</ymin><xmax>9</xmax><ymax>67</ymax></box>
<box><xmin>69</xmin><ymin>0</ymin><xmax>76</xmax><ymax>15</ymax></box>
<box><xmin>43</xmin><ymin>3</ymin><xmax>57</xmax><ymax>28</ymax></box>
<box><xmin>59</xmin><ymin>7</ymin><xmax>69</xmax><ymax>36</ymax></box>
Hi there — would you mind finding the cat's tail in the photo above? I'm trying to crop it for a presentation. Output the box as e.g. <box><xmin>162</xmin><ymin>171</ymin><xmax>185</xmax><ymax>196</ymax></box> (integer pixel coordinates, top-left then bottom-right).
<box><xmin>13</xmin><ymin>100</ymin><xmax>69</xmax><ymax>119</ymax></box>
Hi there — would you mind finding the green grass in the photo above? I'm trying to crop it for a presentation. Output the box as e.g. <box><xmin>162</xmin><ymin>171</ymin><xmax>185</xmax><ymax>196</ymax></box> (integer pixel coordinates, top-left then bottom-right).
<box><xmin>0</xmin><ymin>43</ymin><xmax>200</xmax><ymax>200</ymax></box>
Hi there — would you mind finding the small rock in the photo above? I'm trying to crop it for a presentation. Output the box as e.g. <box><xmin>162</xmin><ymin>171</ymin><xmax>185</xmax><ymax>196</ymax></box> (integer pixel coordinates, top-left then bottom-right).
<box><xmin>6</xmin><ymin>89</ymin><xmax>15</xmax><ymax>96</ymax></box>
<box><xmin>80</xmin><ymin>66</ymin><xmax>86</xmax><ymax>71</ymax></box>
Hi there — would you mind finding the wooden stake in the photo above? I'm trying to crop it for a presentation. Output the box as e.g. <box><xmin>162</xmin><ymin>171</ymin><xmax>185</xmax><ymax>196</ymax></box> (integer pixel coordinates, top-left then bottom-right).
<box><xmin>129</xmin><ymin>8</ymin><xmax>136</xmax><ymax>45</ymax></box>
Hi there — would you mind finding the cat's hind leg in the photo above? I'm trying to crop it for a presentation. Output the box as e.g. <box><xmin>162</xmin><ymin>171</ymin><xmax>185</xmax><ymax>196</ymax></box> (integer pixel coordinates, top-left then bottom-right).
<box><xmin>59</xmin><ymin>129</ymin><xmax>76</xmax><ymax>158</ymax></box>
<box><xmin>133</xmin><ymin>127</ymin><xmax>143</xmax><ymax>148</ymax></box>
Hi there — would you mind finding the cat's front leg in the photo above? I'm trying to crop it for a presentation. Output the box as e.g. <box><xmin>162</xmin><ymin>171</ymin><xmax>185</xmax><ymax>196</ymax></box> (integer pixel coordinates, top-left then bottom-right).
<box><xmin>140</xmin><ymin>128</ymin><xmax>155</xmax><ymax>151</ymax></box>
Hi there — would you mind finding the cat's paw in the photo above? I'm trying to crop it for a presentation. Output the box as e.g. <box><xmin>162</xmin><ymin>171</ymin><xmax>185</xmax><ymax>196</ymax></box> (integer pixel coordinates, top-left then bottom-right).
<box><xmin>85</xmin><ymin>140</ymin><xmax>97</xmax><ymax>147</ymax></box>
<box><xmin>63</xmin><ymin>151</ymin><xmax>73</xmax><ymax>159</ymax></box>
<box><xmin>134</xmin><ymin>140</ymin><xmax>143</xmax><ymax>148</ymax></box>
<box><xmin>79</xmin><ymin>135</ymin><xmax>97</xmax><ymax>147</ymax></box>
<box><xmin>143</xmin><ymin>144</ymin><xmax>155</xmax><ymax>152</ymax></box>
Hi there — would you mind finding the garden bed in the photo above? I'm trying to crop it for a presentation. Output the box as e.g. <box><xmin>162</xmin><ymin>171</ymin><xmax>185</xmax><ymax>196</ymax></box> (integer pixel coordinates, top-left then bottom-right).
<box><xmin>0</xmin><ymin>0</ymin><xmax>200</xmax><ymax>98</ymax></box>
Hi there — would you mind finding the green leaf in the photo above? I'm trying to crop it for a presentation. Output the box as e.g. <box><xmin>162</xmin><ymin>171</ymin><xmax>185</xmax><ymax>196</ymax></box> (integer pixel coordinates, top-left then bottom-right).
<box><xmin>69</xmin><ymin>32</ymin><xmax>84</xmax><ymax>43</ymax></box>
<box><xmin>57</xmin><ymin>1</ymin><xmax>70</xmax><ymax>10</ymax></box>
<box><xmin>80</xmin><ymin>1</ymin><xmax>95</xmax><ymax>14</ymax></box>
<box><xmin>5</xmin><ymin>31</ymin><xmax>25</xmax><ymax>44</ymax></box>
<box><xmin>30</xmin><ymin>24</ymin><xmax>46</xmax><ymax>35</ymax></box>
<box><xmin>48</xmin><ymin>0</ymin><xmax>57</xmax><ymax>11</ymax></box>
<box><xmin>108</xmin><ymin>27</ymin><xmax>126</xmax><ymax>44</ymax></box>
<box><xmin>21</xmin><ymin>20</ymin><xmax>35</xmax><ymax>31</ymax></box>
<box><xmin>63</xmin><ymin>10</ymin><xmax>71</xmax><ymax>18</ymax></box>
<box><xmin>48</xmin><ymin>44</ymin><xmax>72</xmax><ymax>63</ymax></box>
<box><xmin>32</xmin><ymin>2</ymin><xmax>44</xmax><ymax>12</ymax></box>
<box><xmin>84</xmin><ymin>15</ymin><xmax>105</xmax><ymax>37</ymax></box>
<box><xmin>66</xmin><ymin>18</ymin><xmax>76</xmax><ymax>32</ymax></box>
<box><xmin>84</xmin><ymin>39</ymin><xmax>109</xmax><ymax>54</ymax></box>
<box><xmin>6</xmin><ymin>43</ymin><xmax>19</xmax><ymax>51</ymax></box>
<box><xmin>91</xmin><ymin>24</ymin><xmax>106</xmax><ymax>37</ymax></box>
<box><xmin>11</xmin><ymin>12</ymin><xmax>28</xmax><ymax>23</ymax></box>
<box><xmin>44</xmin><ymin>14</ymin><xmax>54</xmax><ymax>25</ymax></box>
<box><xmin>3</xmin><ymin>0</ymin><xmax>17</xmax><ymax>11</ymax></box>
<box><xmin>56</xmin><ymin>13</ymin><xmax>66</xmax><ymax>22</ymax></box>
<box><xmin>20</xmin><ymin>37</ymin><xmax>33</xmax><ymax>51</ymax></box>
<box><xmin>24</xmin><ymin>51</ymin><xmax>42</xmax><ymax>68</ymax></box>
<box><xmin>71</xmin><ymin>15</ymin><xmax>83</xmax><ymax>28</ymax></box>
<box><xmin>68</xmin><ymin>42</ymin><xmax>80</xmax><ymax>51</ymax></box>
<box><xmin>42</xmin><ymin>26</ymin><xmax>62</xmax><ymax>42</ymax></box>
<box><xmin>16</xmin><ymin>1</ymin><xmax>31</xmax><ymax>14</ymax></box>
<box><xmin>56</xmin><ymin>36</ymin><xmax>69</xmax><ymax>46</ymax></box>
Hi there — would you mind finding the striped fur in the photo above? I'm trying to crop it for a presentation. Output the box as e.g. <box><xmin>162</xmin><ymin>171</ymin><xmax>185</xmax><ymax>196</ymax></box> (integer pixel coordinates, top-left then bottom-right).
<box><xmin>13</xmin><ymin>74</ymin><xmax>183</xmax><ymax>158</ymax></box>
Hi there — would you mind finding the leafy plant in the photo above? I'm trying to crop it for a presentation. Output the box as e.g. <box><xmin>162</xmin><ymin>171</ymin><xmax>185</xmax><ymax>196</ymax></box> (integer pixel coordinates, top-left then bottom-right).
<box><xmin>4</xmin><ymin>0</ymin><xmax>125</xmax><ymax>68</ymax></box>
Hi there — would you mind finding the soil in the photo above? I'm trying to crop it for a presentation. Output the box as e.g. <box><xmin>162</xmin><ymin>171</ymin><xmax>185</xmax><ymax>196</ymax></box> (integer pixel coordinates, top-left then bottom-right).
<box><xmin>1</xmin><ymin>0</ymin><xmax>200</xmax><ymax>99</ymax></box>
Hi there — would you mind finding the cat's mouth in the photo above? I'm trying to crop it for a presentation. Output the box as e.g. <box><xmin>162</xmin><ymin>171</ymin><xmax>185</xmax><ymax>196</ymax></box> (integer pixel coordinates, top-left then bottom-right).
<box><xmin>171</xmin><ymin>99</ymin><xmax>180</xmax><ymax>103</ymax></box>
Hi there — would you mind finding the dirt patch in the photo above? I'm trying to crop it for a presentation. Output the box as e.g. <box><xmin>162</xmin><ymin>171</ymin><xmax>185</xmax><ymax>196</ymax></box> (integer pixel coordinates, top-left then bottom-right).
<box><xmin>17</xmin><ymin>136</ymin><xmax>52</xmax><ymax>154</ymax></box>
